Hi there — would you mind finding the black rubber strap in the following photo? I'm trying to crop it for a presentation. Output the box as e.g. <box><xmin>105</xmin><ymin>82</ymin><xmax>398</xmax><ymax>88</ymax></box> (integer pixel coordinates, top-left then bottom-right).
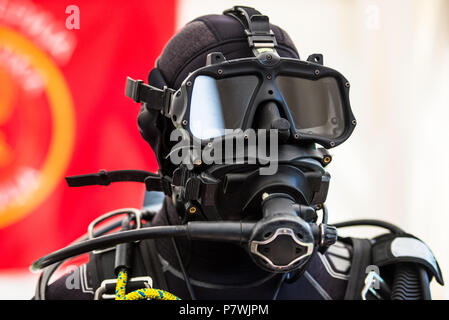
<box><xmin>125</xmin><ymin>77</ymin><xmax>174</xmax><ymax>114</ymax></box>
<box><xmin>66</xmin><ymin>169</ymin><xmax>153</xmax><ymax>187</ymax></box>
<box><xmin>344</xmin><ymin>238</ymin><xmax>372</xmax><ymax>300</ymax></box>
<box><xmin>66</xmin><ymin>169</ymin><xmax>173</xmax><ymax>197</ymax></box>
<box><xmin>138</xmin><ymin>239</ymin><xmax>169</xmax><ymax>290</ymax></box>
<box><xmin>224</xmin><ymin>6</ymin><xmax>263</xmax><ymax>29</ymax></box>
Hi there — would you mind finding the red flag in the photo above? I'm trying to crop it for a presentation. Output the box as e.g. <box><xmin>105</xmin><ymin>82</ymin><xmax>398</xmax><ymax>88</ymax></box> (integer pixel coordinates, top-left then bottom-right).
<box><xmin>0</xmin><ymin>0</ymin><xmax>176</xmax><ymax>269</ymax></box>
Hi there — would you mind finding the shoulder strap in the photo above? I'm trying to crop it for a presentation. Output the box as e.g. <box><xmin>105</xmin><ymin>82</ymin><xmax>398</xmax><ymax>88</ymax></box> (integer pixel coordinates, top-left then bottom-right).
<box><xmin>372</xmin><ymin>233</ymin><xmax>444</xmax><ymax>285</ymax></box>
<box><xmin>344</xmin><ymin>238</ymin><xmax>373</xmax><ymax>300</ymax></box>
<box><xmin>88</xmin><ymin>242</ymin><xmax>167</xmax><ymax>297</ymax></box>
<box><xmin>138</xmin><ymin>239</ymin><xmax>169</xmax><ymax>290</ymax></box>
<box><xmin>88</xmin><ymin>249</ymin><xmax>119</xmax><ymax>291</ymax></box>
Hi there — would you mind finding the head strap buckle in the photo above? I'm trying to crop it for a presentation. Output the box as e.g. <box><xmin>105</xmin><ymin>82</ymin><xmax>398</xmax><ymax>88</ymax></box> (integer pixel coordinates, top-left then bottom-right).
<box><xmin>224</xmin><ymin>6</ymin><xmax>278</xmax><ymax>56</ymax></box>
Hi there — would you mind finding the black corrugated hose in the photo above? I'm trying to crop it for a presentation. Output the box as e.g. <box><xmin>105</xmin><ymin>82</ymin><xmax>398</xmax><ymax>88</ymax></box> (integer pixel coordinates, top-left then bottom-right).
<box><xmin>391</xmin><ymin>263</ymin><xmax>431</xmax><ymax>300</ymax></box>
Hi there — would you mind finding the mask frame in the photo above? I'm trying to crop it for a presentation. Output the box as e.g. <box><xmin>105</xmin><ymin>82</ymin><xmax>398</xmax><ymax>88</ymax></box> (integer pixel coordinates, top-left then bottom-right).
<box><xmin>126</xmin><ymin>51</ymin><xmax>356</xmax><ymax>150</ymax></box>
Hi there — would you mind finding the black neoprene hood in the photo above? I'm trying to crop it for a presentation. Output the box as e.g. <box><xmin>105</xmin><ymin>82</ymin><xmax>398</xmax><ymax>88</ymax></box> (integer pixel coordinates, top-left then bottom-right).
<box><xmin>154</xmin><ymin>14</ymin><xmax>300</xmax><ymax>89</ymax></box>
<box><xmin>140</xmin><ymin>13</ymin><xmax>301</xmax><ymax>174</ymax></box>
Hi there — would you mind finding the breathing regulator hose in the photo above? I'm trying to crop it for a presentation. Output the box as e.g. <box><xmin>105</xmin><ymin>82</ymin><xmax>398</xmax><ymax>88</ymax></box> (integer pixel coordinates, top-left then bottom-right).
<box><xmin>391</xmin><ymin>263</ymin><xmax>431</xmax><ymax>300</ymax></box>
<box><xmin>33</xmin><ymin>205</ymin><xmax>430</xmax><ymax>300</ymax></box>
<box><xmin>31</xmin><ymin>222</ymin><xmax>253</xmax><ymax>272</ymax></box>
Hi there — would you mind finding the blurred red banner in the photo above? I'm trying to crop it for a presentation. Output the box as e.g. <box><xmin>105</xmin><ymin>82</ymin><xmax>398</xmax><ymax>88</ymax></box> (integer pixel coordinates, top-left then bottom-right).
<box><xmin>0</xmin><ymin>0</ymin><xmax>176</xmax><ymax>268</ymax></box>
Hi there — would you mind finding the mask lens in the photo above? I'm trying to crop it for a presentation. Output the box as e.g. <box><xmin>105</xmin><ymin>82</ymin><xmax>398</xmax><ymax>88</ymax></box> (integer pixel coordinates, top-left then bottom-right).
<box><xmin>276</xmin><ymin>76</ymin><xmax>346</xmax><ymax>140</ymax></box>
<box><xmin>189</xmin><ymin>75</ymin><xmax>259</xmax><ymax>139</ymax></box>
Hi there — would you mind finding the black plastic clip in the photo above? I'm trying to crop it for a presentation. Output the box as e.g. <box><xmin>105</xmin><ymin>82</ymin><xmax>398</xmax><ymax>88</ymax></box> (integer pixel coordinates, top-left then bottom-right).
<box><xmin>307</xmin><ymin>54</ymin><xmax>324</xmax><ymax>65</ymax></box>
<box><xmin>224</xmin><ymin>6</ymin><xmax>278</xmax><ymax>56</ymax></box>
<box><xmin>125</xmin><ymin>77</ymin><xmax>174</xmax><ymax>114</ymax></box>
<box><xmin>144</xmin><ymin>174</ymin><xmax>172</xmax><ymax>197</ymax></box>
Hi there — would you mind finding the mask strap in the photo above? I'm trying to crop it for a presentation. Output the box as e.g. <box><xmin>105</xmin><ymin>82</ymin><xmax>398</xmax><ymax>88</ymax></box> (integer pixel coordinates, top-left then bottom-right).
<box><xmin>125</xmin><ymin>77</ymin><xmax>174</xmax><ymax>116</ymax></box>
<box><xmin>66</xmin><ymin>169</ymin><xmax>173</xmax><ymax>196</ymax></box>
<box><xmin>223</xmin><ymin>6</ymin><xmax>278</xmax><ymax>56</ymax></box>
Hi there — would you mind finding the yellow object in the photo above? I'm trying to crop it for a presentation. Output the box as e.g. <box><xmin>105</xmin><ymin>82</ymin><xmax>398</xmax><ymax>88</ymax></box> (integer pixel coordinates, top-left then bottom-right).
<box><xmin>115</xmin><ymin>270</ymin><xmax>181</xmax><ymax>301</ymax></box>
<box><xmin>189</xmin><ymin>206</ymin><xmax>197</xmax><ymax>214</ymax></box>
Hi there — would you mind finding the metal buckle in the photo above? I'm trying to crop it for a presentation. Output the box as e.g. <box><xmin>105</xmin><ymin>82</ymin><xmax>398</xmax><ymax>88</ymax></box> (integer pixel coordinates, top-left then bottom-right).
<box><xmin>162</xmin><ymin>86</ymin><xmax>175</xmax><ymax>116</ymax></box>
<box><xmin>88</xmin><ymin>208</ymin><xmax>142</xmax><ymax>254</ymax></box>
<box><xmin>224</xmin><ymin>7</ymin><xmax>278</xmax><ymax>56</ymax></box>
<box><xmin>245</xmin><ymin>30</ymin><xmax>277</xmax><ymax>55</ymax></box>
<box><xmin>129</xmin><ymin>78</ymin><xmax>143</xmax><ymax>103</ymax></box>
<box><xmin>361</xmin><ymin>270</ymin><xmax>384</xmax><ymax>300</ymax></box>
<box><xmin>246</xmin><ymin>31</ymin><xmax>277</xmax><ymax>47</ymax></box>
<box><xmin>94</xmin><ymin>276</ymin><xmax>153</xmax><ymax>300</ymax></box>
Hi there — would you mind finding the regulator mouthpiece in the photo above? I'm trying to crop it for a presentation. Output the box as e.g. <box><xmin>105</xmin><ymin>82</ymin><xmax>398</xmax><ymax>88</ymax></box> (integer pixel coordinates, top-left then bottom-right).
<box><xmin>247</xmin><ymin>193</ymin><xmax>337</xmax><ymax>273</ymax></box>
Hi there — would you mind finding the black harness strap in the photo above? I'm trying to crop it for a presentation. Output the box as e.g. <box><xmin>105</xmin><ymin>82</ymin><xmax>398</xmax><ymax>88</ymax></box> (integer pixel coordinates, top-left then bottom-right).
<box><xmin>138</xmin><ymin>239</ymin><xmax>169</xmax><ymax>291</ymax></box>
<box><xmin>344</xmin><ymin>238</ymin><xmax>372</xmax><ymax>300</ymax></box>
<box><xmin>371</xmin><ymin>233</ymin><xmax>444</xmax><ymax>285</ymax></box>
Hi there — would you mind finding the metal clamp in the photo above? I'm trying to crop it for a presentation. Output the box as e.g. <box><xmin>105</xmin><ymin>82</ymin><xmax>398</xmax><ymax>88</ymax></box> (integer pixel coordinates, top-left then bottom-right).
<box><xmin>94</xmin><ymin>276</ymin><xmax>153</xmax><ymax>300</ymax></box>
<box><xmin>361</xmin><ymin>270</ymin><xmax>384</xmax><ymax>300</ymax></box>
<box><xmin>88</xmin><ymin>208</ymin><xmax>142</xmax><ymax>254</ymax></box>
<box><xmin>125</xmin><ymin>77</ymin><xmax>143</xmax><ymax>103</ymax></box>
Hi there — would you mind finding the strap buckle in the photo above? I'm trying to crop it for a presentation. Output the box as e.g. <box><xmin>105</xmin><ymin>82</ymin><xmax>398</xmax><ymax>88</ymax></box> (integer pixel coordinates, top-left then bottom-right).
<box><xmin>125</xmin><ymin>77</ymin><xmax>174</xmax><ymax>115</ymax></box>
<box><xmin>94</xmin><ymin>276</ymin><xmax>153</xmax><ymax>300</ymax></box>
<box><xmin>245</xmin><ymin>26</ymin><xmax>278</xmax><ymax>53</ymax></box>
<box><xmin>361</xmin><ymin>270</ymin><xmax>385</xmax><ymax>300</ymax></box>
<box><xmin>144</xmin><ymin>173</ymin><xmax>172</xmax><ymax>197</ymax></box>
<box><xmin>224</xmin><ymin>6</ymin><xmax>278</xmax><ymax>56</ymax></box>
<box><xmin>126</xmin><ymin>77</ymin><xmax>144</xmax><ymax>103</ymax></box>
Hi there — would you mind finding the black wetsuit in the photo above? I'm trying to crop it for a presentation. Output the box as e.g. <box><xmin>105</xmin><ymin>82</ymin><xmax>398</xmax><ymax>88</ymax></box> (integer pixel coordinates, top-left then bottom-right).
<box><xmin>41</xmin><ymin>197</ymin><xmax>353</xmax><ymax>300</ymax></box>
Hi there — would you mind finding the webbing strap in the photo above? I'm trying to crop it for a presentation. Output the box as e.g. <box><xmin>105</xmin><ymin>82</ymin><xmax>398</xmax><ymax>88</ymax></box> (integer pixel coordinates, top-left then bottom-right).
<box><xmin>344</xmin><ymin>238</ymin><xmax>372</xmax><ymax>300</ymax></box>
<box><xmin>125</xmin><ymin>77</ymin><xmax>174</xmax><ymax>114</ymax></box>
<box><xmin>138</xmin><ymin>239</ymin><xmax>169</xmax><ymax>291</ymax></box>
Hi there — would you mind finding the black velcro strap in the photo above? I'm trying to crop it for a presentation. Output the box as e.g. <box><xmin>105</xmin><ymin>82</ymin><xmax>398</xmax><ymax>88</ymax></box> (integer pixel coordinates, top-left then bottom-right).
<box><xmin>125</xmin><ymin>77</ymin><xmax>174</xmax><ymax>113</ymax></box>
<box><xmin>344</xmin><ymin>238</ymin><xmax>373</xmax><ymax>300</ymax></box>
<box><xmin>66</xmin><ymin>170</ymin><xmax>153</xmax><ymax>187</ymax></box>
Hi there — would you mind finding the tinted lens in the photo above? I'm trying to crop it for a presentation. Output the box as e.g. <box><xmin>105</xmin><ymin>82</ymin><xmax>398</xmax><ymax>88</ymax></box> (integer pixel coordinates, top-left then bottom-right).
<box><xmin>189</xmin><ymin>75</ymin><xmax>259</xmax><ymax>139</ymax></box>
<box><xmin>276</xmin><ymin>76</ymin><xmax>345</xmax><ymax>139</ymax></box>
